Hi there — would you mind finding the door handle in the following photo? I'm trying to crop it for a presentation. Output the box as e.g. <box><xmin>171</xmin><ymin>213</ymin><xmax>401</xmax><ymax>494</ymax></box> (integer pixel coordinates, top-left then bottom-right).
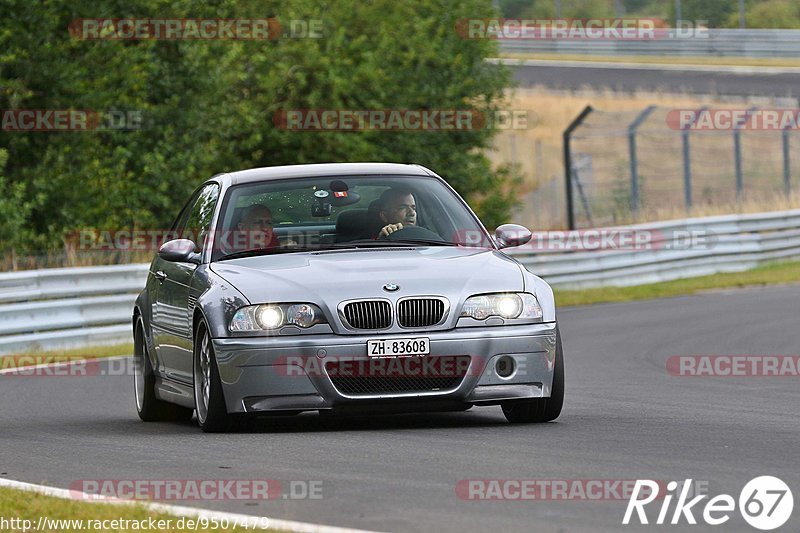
<box><xmin>155</xmin><ymin>271</ymin><xmax>167</xmax><ymax>283</ymax></box>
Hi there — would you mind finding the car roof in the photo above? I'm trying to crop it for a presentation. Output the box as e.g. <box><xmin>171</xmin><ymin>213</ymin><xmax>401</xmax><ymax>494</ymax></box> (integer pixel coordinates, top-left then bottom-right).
<box><xmin>219</xmin><ymin>163</ymin><xmax>434</xmax><ymax>186</ymax></box>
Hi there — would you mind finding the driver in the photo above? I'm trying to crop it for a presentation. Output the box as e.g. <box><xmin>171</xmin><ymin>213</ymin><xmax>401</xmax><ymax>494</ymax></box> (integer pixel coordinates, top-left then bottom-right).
<box><xmin>376</xmin><ymin>188</ymin><xmax>417</xmax><ymax>238</ymax></box>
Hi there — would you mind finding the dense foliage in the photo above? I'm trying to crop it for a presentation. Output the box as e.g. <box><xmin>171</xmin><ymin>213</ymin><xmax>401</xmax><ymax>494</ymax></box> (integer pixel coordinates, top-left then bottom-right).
<box><xmin>0</xmin><ymin>0</ymin><xmax>520</xmax><ymax>259</ymax></box>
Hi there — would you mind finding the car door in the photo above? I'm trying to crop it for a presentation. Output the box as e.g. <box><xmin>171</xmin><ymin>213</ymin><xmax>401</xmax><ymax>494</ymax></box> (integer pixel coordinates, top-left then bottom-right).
<box><xmin>152</xmin><ymin>183</ymin><xmax>219</xmax><ymax>384</ymax></box>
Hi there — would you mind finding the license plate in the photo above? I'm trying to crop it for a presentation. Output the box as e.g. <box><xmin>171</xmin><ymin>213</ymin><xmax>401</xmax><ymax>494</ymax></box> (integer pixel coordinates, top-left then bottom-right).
<box><xmin>367</xmin><ymin>337</ymin><xmax>430</xmax><ymax>358</ymax></box>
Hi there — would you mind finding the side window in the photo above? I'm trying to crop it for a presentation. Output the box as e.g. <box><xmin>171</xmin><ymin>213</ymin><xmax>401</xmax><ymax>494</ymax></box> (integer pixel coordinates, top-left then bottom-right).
<box><xmin>181</xmin><ymin>184</ymin><xmax>220</xmax><ymax>252</ymax></box>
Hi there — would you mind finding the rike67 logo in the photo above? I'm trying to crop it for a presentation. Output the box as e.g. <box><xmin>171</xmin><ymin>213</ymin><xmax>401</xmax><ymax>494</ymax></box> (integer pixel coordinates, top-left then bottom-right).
<box><xmin>624</xmin><ymin>476</ymin><xmax>794</xmax><ymax>530</ymax></box>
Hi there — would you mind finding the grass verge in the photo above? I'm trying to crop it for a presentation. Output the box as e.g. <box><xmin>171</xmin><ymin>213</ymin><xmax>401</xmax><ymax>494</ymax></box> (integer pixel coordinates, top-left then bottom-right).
<box><xmin>554</xmin><ymin>260</ymin><xmax>800</xmax><ymax>307</ymax></box>
<box><xmin>0</xmin><ymin>486</ymin><xmax>277</xmax><ymax>532</ymax></box>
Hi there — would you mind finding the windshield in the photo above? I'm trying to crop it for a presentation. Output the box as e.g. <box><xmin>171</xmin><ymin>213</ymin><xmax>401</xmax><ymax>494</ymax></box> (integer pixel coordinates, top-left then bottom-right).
<box><xmin>211</xmin><ymin>175</ymin><xmax>491</xmax><ymax>261</ymax></box>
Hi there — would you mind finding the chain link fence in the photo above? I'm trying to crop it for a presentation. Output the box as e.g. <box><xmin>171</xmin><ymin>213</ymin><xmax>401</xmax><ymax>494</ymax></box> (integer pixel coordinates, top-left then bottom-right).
<box><xmin>562</xmin><ymin>105</ymin><xmax>800</xmax><ymax>229</ymax></box>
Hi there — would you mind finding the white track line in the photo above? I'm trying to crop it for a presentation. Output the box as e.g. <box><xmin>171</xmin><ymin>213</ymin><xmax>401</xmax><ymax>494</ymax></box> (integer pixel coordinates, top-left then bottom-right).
<box><xmin>0</xmin><ymin>478</ymin><xmax>382</xmax><ymax>533</ymax></box>
<box><xmin>490</xmin><ymin>57</ymin><xmax>800</xmax><ymax>75</ymax></box>
<box><xmin>0</xmin><ymin>355</ymin><xmax>131</xmax><ymax>375</ymax></box>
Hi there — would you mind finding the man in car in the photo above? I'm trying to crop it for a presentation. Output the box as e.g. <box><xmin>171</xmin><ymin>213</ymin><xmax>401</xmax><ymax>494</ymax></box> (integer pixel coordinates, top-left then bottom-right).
<box><xmin>376</xmin><ymin>188</ymin><xmax>417</xmax><ymax>238</ymax></box>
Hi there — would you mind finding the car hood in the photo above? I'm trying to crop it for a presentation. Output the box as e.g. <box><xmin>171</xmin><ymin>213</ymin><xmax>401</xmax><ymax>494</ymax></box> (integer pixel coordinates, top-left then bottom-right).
<box><xmin>210</xmin><ymin>247</ymin><xmax>524</xmax><ymax>306</ymax></box>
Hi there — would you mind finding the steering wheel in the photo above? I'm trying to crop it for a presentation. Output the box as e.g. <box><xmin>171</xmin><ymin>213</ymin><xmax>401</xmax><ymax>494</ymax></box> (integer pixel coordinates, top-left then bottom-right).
<box><xmin>379</xmin><ymin>226</ymin><xmax>445</xmax><ymax>242</ymax></box>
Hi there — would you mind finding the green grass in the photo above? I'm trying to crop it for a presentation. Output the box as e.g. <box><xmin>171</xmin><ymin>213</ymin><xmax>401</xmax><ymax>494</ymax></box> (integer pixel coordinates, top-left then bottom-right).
<box><xmin>498</xmin><ymin>52</ymin><xmax>800</xmax><ymax>68</ymax></box>
<box><xmin>554</xmin><ymin>260</ymin><xmax>800</xmax><ymax>307</ymax></box>
<box><xmin>0</xmin><ymin>343</ymin><xmax>133</xmax><ymax>370</ymax></box>
<box><xmin>0</xmin><ymin>487</ymin><xmax>278</xmax><ymax>532</ymax></box>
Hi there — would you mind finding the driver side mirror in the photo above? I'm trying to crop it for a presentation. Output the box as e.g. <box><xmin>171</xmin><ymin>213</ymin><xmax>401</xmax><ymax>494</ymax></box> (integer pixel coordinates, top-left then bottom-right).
<box><xmin>495</xmin><ymin>224</ymin><xmax>532</xmax><ymax>249</ymax></box>
<box><xmin>158</xmin><ymin>239</ymin><xmax>201</xmax><ymax>264</ymax></box>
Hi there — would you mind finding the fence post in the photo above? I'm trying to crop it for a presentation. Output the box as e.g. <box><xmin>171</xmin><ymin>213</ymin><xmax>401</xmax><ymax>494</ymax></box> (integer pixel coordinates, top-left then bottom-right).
<box><xmin>628</xmin><ymin>105</ymin><xmax>657</xmax><ymax>214</ymax></box>
<box><xmin>733</xmin><ymin>106</ymin><xmax>758</xmax><ymax>203</ymax></box>
<box><xmin>681</xmin><ymin>106</ymin><xmax>708</xmax><ymax>211</ymax></box>
<box><xmin>783</xmin><ymin>127</ymin><xmax>792</xmax><ymax>196</ymax></box>
<box><xmin>563</xmin><ymin>105</ymin><xmax>593</xmax><ymax>230</ymax></box>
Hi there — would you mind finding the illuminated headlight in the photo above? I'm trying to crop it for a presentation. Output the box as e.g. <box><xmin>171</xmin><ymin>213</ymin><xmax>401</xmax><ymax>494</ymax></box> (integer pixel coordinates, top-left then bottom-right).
<box><xmin>460</xmin><ymin>293</ymin><xmax>542</xmax><ymax>321</ymax></box>
<box><xmin>257</xmin><ymin>306</ymin><xmax>284</xmax><ymax>329</ymax></box>
<box><xmin>230</xmin><ymin>303</ymin><xmax>326</xmax><ymax>332</ymax></box>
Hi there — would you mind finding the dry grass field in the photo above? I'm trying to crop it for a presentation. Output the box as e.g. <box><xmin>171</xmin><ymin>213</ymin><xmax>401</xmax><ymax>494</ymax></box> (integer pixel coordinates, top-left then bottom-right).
<box><xmin>491</xmin><ymin>87</ymin><xmax>800</xmax><ymax>230</ymax></box>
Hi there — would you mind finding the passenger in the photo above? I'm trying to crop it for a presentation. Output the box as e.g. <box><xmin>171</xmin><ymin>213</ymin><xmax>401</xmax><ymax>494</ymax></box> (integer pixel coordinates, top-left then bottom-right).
<box><xmin>235</xmin><ymin>204</ymin><xmax>279</xmax><ymax>250</ymax></box>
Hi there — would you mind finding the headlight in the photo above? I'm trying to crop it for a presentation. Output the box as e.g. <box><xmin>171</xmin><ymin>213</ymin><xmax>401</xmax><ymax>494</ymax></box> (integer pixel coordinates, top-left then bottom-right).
<box><xmin>230</xmin><ymin>303</ymin><xmax>326</xmax><ymax>332</ymax></box>
<box><xmin>460</xmin><ymin>293</ymin><xmax>542</xmax><ymax>321</ymax></box>
<box><xmin>256</xmin><ymin>306</ymin><xmax>284</xmax><ymax>329</ymax></box>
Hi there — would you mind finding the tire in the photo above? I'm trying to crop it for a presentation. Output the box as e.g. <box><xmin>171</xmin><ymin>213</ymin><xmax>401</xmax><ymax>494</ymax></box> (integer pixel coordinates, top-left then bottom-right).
<box><xmin>501</xmin><ymin>327</ymin><xmax>564</xmax><ymax>424</ymax></box>
<box><xmin>193</xmin><ymin>321</ymin><xmax>233</xmax><ymax>432</ymax></box>
<box><xmin>134</xmin><ymin>318</ymin><xmax>194</xmax><ymax>422</ymax></box>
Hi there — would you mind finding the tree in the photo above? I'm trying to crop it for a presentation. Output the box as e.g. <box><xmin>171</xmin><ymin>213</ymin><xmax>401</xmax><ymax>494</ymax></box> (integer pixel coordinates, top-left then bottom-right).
<box><xmin>0</xmin><ymin>149</ymin><xmax>31</xmax><ymax>268</ymax></box>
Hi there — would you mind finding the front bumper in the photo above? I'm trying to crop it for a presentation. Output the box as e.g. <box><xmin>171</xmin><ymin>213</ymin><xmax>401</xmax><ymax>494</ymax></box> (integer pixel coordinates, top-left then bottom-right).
<box><xmin>212</xmin><ymin>322</ymin><xmax>557</xmax><ymax>414</ymax></box>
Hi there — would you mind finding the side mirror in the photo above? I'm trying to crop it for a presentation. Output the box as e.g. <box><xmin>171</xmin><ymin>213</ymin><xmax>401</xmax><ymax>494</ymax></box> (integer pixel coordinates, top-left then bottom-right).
<box><xmin>495</xmin><ymin>224</ymin><xmax>532</xmax><ymax>249</ymax></box>
<box><xmin>158</xmin><ymin>239</ymin><xmax>201</xmax><ymax>264</ymax></box>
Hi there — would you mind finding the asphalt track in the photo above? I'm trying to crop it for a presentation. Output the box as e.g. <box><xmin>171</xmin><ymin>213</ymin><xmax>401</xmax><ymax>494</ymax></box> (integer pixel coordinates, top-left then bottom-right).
<box><xmin>510</xmin><ymin>62</ymin><xmax>800</xmax><ymax>99</ymax></box>
<box><xmin>1</xmin><ymin>285</ymin><xmax>798</xmax><ymax>532</ymax></box>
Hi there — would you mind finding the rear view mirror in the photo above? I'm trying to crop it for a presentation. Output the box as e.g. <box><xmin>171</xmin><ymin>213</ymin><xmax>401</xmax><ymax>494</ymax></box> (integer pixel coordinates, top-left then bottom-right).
<box><xmin>158</xmin><ymin>239</ymin><xmax>201</xmax><ymax>264</ymax></box>
<box><xmin>495</xmin><ymin>224</ymin><xmax>532</xmax><ymax>249</ymax></box>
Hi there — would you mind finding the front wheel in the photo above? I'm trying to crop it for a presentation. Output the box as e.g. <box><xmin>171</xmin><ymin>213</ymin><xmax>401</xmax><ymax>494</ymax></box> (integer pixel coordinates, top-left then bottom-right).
<box><xmin>193</xmin><ymin>321</ymin><xmax>233</xmax><ymax>432</ymax></box>
<box><xmin>502</xmin><ymin>327</ymin><xmax>564</xmax><ymax>423</ymax></box>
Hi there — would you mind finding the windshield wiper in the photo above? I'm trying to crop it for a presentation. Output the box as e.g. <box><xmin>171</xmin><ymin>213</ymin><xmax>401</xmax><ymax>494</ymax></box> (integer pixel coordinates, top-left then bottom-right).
<box><xmin>218</xmin><ymin>246</ymin><xmax>326</xmax><ymax>261</ymax></box>
<box><xmin>387</xmin><ymin>238</ymin><xmax>459</xmax><ymax>247</ymax></box>
<box><xmin>218</xmin><ymin>240</ymin><xmax>457</xmax><ymax>261</ymax></box>
<box><xmin>218</xmin><ymin>243</ymin><xmax>375</xmax><ymax>260</ymax></box>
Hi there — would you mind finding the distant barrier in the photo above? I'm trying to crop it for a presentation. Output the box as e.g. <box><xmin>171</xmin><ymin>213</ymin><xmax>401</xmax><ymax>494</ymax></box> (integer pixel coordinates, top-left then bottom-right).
<box><xmin>499</xmin><ymin>29</ymin><xmax>800</xmax><ymax>58</ymax></box>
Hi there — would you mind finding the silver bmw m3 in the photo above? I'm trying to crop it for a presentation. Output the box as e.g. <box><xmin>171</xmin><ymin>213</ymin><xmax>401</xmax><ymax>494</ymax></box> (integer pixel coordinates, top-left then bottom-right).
<box><xmin>132</xmin><ymin>163</ymin><xmax>564</xmax><ymax>432</ymax></box>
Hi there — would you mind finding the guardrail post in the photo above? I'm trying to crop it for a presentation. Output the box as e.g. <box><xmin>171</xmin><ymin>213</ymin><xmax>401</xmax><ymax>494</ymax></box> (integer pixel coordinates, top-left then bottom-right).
<box><xmin>733</xmin><ymin>106</ymin><xmax>758</xmax><ymax>203</ymax></box>
<box><xmin>628</xmin><ymin>105</ymin><xmax>657</xmax><ymax>214</ymax></box>
<box><xmin>783</xmin><ymin>127</ymin><xmax>792</xmax><ymax>196</ymax></box>
<box><xmin>563</xmin><ymin>105</ymin><xmax>593</xmax><ymax>230</ymax></box>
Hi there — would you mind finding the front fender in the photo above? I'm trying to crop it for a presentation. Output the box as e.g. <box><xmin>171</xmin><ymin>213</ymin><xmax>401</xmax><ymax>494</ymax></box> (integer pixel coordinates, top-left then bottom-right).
<box><xmin>192</xmin><ymin>266</ymin><xmax>250</xmax><ymax>339</ymax></box>
<box><xmin>520</xmin><ymin>267</ymin><xmax>556</xmax><ymax>322</ymax></box>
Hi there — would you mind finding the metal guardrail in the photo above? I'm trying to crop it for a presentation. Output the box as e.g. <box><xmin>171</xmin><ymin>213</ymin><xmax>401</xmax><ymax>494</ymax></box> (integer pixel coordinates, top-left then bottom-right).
<box><xmin>507</xmin><ymin>209</ymin><xmax>800</xmax><ymax>288</ymax></box>
<box><xmin>1</xmin><ymin>208</ymin><xmax>799</xmax><ymax>354</ymax></box>
<box><xmin>498</xmin><ymin>29</ymin><xmax>800</xmax><ymax>58</ymax></box>
<box><xmin>0</xmin><ymin>264</ymin><xmax>148</xmax><ymax>354</ymax></box>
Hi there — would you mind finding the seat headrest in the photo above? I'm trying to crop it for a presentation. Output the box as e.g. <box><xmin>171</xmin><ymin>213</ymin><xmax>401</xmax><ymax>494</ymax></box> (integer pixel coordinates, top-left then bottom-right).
<box><xmin>336</xmin><ymin>209</ymin><xmax>371</xmax><ymax>242</ymax></box>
